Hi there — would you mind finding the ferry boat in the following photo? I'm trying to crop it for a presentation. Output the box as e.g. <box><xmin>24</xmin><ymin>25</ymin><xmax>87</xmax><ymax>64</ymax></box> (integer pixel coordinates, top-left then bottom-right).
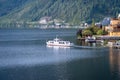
<box><xmin>46</xmin><ymin>37</ymin><xmax>74</xmax><ymax>47</ymax></box>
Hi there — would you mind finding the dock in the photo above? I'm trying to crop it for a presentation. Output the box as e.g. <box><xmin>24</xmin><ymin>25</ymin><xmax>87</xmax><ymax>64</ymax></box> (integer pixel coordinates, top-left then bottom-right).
<box><xmin>72</xmin><ymin>45</ymin><xmax>107</xmax><ymax>49</ymax></box>
<box><xmin>97</xmin><ymin>36</ymin><xmax>120</xmax><ymax>40</ymax></box>
<box><xmin>113</xmin><ymin>45</ymin><xmax>120</xmax><ymax>49</ymax></box>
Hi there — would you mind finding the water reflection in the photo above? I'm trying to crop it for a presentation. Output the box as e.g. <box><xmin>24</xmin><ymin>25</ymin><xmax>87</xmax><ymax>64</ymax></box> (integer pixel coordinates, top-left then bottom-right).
<box><xmin>53</xmin><ymin>62</ymin><xmax>69</xmax><ymax>80</ymax></box>
<box><xmin>46</xmin><ymin>45</ymin><xmax>70</xmax><ymax>54</ymax></box>
<box><xmin>44</xmin><ymin>46</ymin><xmax>70</xmax><ymax>80</ymax></box>
<box><xmin>109</xmin><ymin>48</ymin><xmax>120</xmax><ymax>80</ymax></box>
<box><xmin>76</xmin><ymin>40</ymin><xmax>103</xmax><ymax>47</ymax></box>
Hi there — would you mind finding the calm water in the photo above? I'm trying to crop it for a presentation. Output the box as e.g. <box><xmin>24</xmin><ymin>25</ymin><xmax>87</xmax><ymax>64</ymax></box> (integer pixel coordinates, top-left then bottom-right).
<box><xmin>0</xmin><ymin>29</ymin><xmax>119</xmax><ymax>80</ymax></box>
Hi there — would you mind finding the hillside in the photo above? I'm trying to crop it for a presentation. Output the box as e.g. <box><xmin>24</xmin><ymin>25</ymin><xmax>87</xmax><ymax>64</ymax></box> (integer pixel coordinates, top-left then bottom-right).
<box><xmin>0</xmin><ymin>0</ymin><xmax>28</xmax><ymax>16</ymax></box>
<box><xmin>0</xmin><ymin>0</ymin><xmax>120</xmax><ymax>25</ymax></box>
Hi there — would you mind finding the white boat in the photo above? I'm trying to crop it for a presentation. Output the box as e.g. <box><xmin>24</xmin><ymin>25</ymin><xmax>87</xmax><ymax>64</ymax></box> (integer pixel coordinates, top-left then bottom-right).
<box><xmin>85</xmin><ymin>36</ymin><xmax>96</xmax><ymax>43</ymax></box>
<box><xmin>46</xmin><ymin>37</ymin><xmax>74</xmax><ymax>47</ymax></box>
<box><xmin>113</xmin><ymin>40</ymin><xmax>120</xmax><ymax>48</ymax></box>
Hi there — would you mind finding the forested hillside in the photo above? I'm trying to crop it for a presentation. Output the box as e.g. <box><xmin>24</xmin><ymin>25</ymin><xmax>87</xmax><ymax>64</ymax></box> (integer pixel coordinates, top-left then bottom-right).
<box><xmin>0</xmin><ymin>0</ymin><xmax>28</xmax><ymax>16</ymax></box>
<box><xmin>0</xmin><ymin>0</ymin><xmax>120</xmax><ymax>25</ymax></box>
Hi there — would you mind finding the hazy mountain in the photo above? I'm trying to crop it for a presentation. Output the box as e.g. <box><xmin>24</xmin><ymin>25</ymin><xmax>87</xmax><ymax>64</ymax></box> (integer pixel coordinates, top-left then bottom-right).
<box><xmin>0</xmin><ymin>0</ymin><xmax>120</xmax><ymax>25</ymax></box>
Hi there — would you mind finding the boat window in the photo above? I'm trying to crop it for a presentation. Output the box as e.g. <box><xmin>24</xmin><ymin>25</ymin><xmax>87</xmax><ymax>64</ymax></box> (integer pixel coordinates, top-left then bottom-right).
<box><xmin>50</xmin><ymin>41</ymin><xmax>54</xmax><ymax>43</ymax></box>
<box><xmin>66</xmin><ymin>41</ymin><xmax>70</xmax><ymax>44</ymax></box>
<box><xmin>59</xmin><ymin>42</ymin><xmax>64</xmax><ymax>44</ymax></box>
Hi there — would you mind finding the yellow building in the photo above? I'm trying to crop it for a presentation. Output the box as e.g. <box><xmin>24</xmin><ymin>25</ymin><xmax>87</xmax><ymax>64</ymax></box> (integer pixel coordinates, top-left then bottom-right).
<box><xmin>109</xmin><ymin>18</ymin><xmax>120</xmax><ymax>36</ymax></box>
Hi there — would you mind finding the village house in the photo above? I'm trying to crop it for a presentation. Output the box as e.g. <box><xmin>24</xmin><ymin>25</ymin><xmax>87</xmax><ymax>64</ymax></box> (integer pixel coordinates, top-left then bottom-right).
<box><xmin>39</xmin><ymin>16</ymin><xmax>51</xmax><ymax>24</ymax></box>
<box><xmin>106</xmin><ymin>14</ymin><xmax>120</xmax><ymax>36</ymax></box>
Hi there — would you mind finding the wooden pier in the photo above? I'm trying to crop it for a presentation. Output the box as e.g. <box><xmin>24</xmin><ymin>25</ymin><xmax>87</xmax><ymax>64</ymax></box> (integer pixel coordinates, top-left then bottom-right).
<box><xmin>113</xmin><ymin>45</ymin><xmax>120</xmax><ymax>49</ymax></box>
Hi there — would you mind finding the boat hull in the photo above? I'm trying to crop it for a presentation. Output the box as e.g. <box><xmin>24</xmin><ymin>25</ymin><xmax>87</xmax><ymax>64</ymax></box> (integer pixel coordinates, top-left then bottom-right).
<box><xmin>46</xmin><ymin>43</ymin><xmax>73</xmax><ymax>47</ymax></box>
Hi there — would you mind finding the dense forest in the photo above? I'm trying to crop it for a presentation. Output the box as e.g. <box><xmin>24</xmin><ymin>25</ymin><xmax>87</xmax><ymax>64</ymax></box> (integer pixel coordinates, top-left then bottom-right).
<box><xmin>0</xmin><ymin>0</ymin><xmax>28</xmax><ymax>16</ymax></box>
<box><xmin>0</xmin><ymin>0</ymin><xmax>120</xmax><ymax>25</ymax></box>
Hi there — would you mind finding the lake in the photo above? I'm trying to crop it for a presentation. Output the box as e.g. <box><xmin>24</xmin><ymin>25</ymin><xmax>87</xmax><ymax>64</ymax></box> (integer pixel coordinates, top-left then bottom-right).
<box><xmin>0</xmin><ymin>29</ymin><xmax>119</xmax><ymax>80</ymax></box>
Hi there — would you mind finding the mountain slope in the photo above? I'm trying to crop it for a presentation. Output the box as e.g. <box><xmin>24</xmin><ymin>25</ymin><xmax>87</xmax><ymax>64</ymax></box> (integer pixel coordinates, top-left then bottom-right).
<box><xmin>0</xmin><ymin>0</ymin><xmax>28</xmax><ymax>16</ymax></box>
<box><xmin>0</xmin><ymin>0</ymin><xmax>120</xmax><ymax>25</ymax></box>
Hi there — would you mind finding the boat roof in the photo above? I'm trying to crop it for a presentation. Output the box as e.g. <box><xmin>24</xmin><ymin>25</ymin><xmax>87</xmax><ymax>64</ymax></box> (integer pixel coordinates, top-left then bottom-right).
<box><xmin>54</xmin><ymin>37</ymin><xmax>60</xmax><ymax>41</ymax></box>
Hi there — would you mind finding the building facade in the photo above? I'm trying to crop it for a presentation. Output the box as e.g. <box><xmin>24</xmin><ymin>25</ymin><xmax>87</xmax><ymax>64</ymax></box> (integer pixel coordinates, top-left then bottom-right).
<box><xmin>108</xmin><ymin>17</ymin><xmax>120</xmax><ymax>36</ymax></box>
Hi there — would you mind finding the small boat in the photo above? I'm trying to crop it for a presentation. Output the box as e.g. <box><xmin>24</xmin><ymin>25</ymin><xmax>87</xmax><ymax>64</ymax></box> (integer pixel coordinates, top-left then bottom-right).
<box><xmin>113</xmin><ymin>40</ymin><xmax>120</xmax><ymax>49</ymax></box>
<box><xmin>46</xmin><ymin>37</ymin><xmax>74</xmax><ymax>47</ymax></box>
<box><xmin>85</xmin><ymin>36</ymin><xmax>96</xmax><ymax>43</ymax></box>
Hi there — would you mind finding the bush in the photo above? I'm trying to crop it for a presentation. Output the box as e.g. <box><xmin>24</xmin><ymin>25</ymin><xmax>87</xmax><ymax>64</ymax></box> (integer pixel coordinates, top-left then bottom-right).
<box><xmin>76</xmin><ymin>29</ymin><xmax>82</xmax><ymax>37</ymax></box>
<box><xmin>82</xmin><ymin>30</ymin><xmax>93</xmax><ymax>36</ymax></box>
<box><xmin>97</xmin><ymin>30</ymin><xmax>104</xmax><ymax>35</ymax></box>
<box><xmin>92</xmin><ymin>26</ymin><xmax>100</xmax><ymax>35</ymax></box>
<box><xmin>97</xmin><ymin>29</ymin><xmax>108</xmax><ymax>35</ymax></box>
<box><xmin>85</xmin><ymin>26</ymin><xmax>100</xmax><ymax>35</ymax></box>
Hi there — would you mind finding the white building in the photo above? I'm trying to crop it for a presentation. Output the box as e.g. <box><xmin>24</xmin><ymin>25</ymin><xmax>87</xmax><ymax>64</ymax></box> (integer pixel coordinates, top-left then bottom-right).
<box><xmin>39</xmin><ymin>17</ymin><xmax>51</xmax><ymax>24</ymax></box>
<box><xmin>118</xmin><ymin>14</ymin><xmax>120</xmax><ymax>19</ymax></box>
